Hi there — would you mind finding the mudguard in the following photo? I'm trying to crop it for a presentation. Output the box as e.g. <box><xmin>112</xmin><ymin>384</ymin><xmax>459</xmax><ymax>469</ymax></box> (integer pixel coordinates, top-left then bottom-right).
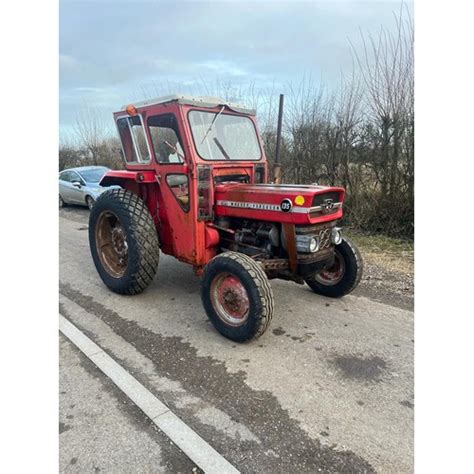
<box><xmin>100</xmin><ymin>170</ymin><xmax>157</xmax><ymax>187</ymax></box>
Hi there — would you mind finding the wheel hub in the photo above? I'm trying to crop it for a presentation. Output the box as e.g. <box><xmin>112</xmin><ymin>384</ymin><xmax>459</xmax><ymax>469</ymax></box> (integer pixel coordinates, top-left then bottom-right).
<box><xmin>315</xmin><ymin>250</ymin><xmax>345</xmax><ymax>285</ymax></box>
<box><xmin>211</xmin><ymin>273</ymin><xmax>250</xmax><ymax>326</ymax></box>
<box><xmin>111</xmin><ymin>226</ymin><xmax>128</xmax><ymax>256</ymax></box>
<box><xmin>95</xmin><ymin>211</ymin><xmax>129</xmax><ymax>278</ymax></box>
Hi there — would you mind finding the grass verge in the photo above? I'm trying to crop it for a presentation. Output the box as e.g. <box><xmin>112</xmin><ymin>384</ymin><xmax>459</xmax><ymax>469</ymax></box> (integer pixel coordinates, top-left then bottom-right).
<box><xmin>345</xmin><ymin>230</ymin><xmax>414</xmax><ymax>276</ymax></box>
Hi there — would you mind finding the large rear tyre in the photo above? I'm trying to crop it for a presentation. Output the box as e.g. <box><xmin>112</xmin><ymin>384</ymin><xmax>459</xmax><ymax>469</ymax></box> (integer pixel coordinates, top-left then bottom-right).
<box><xmin>201</xmin><ymin>252</ymin><xmax>274</xmax><ymax>342</ymax></box>
<box><xmin>305</xmin><ymin>237</ymin><xmax>363</xmax><ymax>298</ymax></box>
<box><xmin>89</xmin><ymin>188</ymin><xmax>159</xmax><ymax>295</ymax></box>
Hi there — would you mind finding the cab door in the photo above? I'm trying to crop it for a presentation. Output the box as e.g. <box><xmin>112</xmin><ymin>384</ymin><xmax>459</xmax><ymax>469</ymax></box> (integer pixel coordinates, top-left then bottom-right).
<box><xmin>146</xmin><ymin>111</ymin><xmax>197</xmax><ymax>264</ymax></box>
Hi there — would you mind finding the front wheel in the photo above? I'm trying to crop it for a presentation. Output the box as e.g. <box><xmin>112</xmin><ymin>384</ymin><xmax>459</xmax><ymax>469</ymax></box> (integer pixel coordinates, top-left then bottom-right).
<box><xmin>305</xmin><ymin>237</ymin><xmax>363</xmax><ymax>298</ymax></box>
<box><xmin>201</xmin><ymin>252</ymin><xmax>274</xmax><ymax>342</ymax></box>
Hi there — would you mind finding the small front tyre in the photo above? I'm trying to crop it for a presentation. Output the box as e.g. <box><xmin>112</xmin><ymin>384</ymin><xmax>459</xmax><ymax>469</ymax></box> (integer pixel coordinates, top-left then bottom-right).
<box><xmin>305</xmin><ymin>237</ymin><xmax>363</xmax><ymax>298</ymax></box>
<box><xmin>89</xmin><ymin>188</ymin><xmax>160</xmax><ymax>295</ymax></box>
<box><xmin>201</xmin><ymin>252</ymin><xmax>274</xmax><ymax>342</ymax></box>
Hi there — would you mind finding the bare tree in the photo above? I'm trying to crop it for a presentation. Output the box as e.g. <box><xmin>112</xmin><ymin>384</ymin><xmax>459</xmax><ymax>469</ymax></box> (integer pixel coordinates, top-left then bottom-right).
<box><xmin>61</xmin><ymin>5</ymin><xmax>414</xmax><ymax>237</ymax></box>
<box><xmin>73</xmin><ymin>103</ymin><xmax>111</xmax><ymax>166</ymax></box>
<box><xmin>351</xmin><ymin>4</ymin><xmax>414</xmax><ymax>201</ymax></box>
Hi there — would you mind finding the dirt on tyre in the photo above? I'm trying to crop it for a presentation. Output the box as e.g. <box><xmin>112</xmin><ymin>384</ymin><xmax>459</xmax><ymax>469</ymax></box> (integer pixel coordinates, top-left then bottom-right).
<box><xmin>305</xmin><ymin>237</ymin><xmax>363</xmax><ymax>298</ymax></box>
<box><xmin>201</xmin><ymin>251</ymin><xmax>274</xmax><ymax>342</ymax></box>
<box><xmin>89</xmin><ymin>188</ymin><xmax>159</xmax><ymax>295</ymax></box>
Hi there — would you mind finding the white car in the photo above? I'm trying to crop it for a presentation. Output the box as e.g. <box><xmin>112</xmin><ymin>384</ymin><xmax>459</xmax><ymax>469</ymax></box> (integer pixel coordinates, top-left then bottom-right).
<box><xmin>59</xmin><ymin>166</ymin><xmax>114</xmax><ymax>210</ymax></box>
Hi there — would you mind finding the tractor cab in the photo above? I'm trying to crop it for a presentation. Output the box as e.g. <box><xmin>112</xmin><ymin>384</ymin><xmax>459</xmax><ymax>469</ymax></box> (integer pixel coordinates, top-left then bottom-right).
<box><xmin>109</xmin><ymin>95</ymin><xmax>266</xmax><ymax>187</ymax></box>
<box><xmin>91</xmin><ymin>94</ymin><xmax>363</xmax><ymax>342</ymax></box>
<box><xmin>101</xmin><ymin>95</ymin><xmax>270</xmax><ymax>265</ymax></box>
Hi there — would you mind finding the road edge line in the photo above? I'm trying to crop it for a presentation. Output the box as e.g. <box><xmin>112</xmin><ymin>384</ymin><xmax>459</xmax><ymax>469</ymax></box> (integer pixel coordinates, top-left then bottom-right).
<box><xmin>59</xmin><ymin>314</ymin><xmax>240</xmax><ymax>474</ymax></box>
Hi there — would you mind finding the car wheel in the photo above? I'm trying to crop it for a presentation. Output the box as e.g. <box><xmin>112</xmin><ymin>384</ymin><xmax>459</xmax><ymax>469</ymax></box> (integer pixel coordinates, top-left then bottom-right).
<box><xmin>59</xmin><ymin>194</ymin><xmax>66</xmax><ymax>208</ymax></box>
<box><xmin>86</xmin><ymin>196</ymin><xmax>95</xmax><ymax>210</ymax></box>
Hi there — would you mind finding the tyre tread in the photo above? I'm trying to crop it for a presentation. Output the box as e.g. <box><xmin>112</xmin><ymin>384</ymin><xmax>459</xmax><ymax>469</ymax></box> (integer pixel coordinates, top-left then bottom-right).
<box><xmin>201</xmin><ymin>251</ymin><xmax>274</xmax><ymax>342</ymax></box>
<box><xmin>89</xmin><ymin>188</ymin><xmax>159</xmax><ymax>295</ymax></box>
<box><xmin>305</xmin><ymin>237</ymin><xmax>363</xmax><ymax>298</ymax></box>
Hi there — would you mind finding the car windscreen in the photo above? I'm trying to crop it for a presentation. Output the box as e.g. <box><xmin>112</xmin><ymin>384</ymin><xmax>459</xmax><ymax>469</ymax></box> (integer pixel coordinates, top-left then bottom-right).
<box><xmin>188</xmin><ymin>110</ymin><xmax>261</xmax><ymax>161</ymax></box>
<box><xmin>79</xmin><ymin>168</ymin><xmax>108</xmax><ymax>183</ymax></box>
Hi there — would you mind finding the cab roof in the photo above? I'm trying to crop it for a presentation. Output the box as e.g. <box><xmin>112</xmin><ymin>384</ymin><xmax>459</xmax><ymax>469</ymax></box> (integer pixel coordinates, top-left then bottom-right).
<box><xmin>119</xmin><ymin>94</ymin><xmax>256</xmax><ymax>116</ymax></box>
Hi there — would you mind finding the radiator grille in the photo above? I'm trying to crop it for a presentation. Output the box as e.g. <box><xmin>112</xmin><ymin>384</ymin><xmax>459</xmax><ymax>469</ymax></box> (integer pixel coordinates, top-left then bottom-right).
<box><xmin>318</xmin><ymin>227</ymin><xmax>332</xmax><ymax>250</ymax></box>
<box><xmin>312</xmin><ymin>192</ymin><xmax>341</xmax><ymax>207</ymax></box>
<box><xmin>295</xmin><ymin>223</ymin><xmax>334</xmax><ymax>251</ymax></box>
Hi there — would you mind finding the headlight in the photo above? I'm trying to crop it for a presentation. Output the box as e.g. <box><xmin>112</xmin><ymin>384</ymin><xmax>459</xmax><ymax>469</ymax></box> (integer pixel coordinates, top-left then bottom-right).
<box><xmin>309</xmin><ymin>237</ymin><xmax>319</xmax><ymax>252</ymax></box>
<box><xmin>331</xmin><ymin>227</ymin><xmax>342</xmax><ymax>245</ymax></box>
<box><xmin>295</xmin><ymin>235</ymin><xmax>320</xmax><ymax>253</ymax></box>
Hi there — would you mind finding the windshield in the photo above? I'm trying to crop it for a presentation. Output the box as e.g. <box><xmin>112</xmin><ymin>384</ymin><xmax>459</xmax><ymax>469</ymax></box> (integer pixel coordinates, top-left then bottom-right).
<box><xmin>189</xmin><ymin>110</ymin><xmax>261</xmax><ymax>161</ymax></box>
<box><xmin>79</xmin><ymin>168</ymin><xmax>108</xmax><ymax>183</ymax></box>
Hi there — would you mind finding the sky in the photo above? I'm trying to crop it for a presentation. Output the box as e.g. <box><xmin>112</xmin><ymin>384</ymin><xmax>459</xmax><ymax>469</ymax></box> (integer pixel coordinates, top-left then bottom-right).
<box><xmin>59</xmin><ymin>0</ymin><xmax>412</xmax><ymax>140</ymax></box>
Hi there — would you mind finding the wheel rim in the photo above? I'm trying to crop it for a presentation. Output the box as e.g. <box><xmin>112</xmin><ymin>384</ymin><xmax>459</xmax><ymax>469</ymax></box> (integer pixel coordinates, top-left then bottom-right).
<box><xmin>210</xmin><ymin>272</ymin><xmax>250</xmax><ymax>326</ymax></box>
<box><xmin>314</xmin><ymin>249</ymin><xmax>345</xmax><ymax>286</ymax></box>
<box><xmin>87</xmin><ymin>197</ymin><xmax>95</xmax><ymax>209</ymax></box>
<box><xmin>59</xmin><ymin>195</ymin><xmax>64</xmax><ymax>207</ymax></box>
<box><xmin>95</xmin><ymin>210</ymin><xmax>128</xmax><ymax>278</ymax></box>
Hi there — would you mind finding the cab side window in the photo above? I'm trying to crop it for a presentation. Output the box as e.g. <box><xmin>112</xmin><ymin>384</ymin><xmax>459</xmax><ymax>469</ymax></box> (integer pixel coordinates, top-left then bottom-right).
<box><xmin>147</xmin><ymin>114</ymin><xmax>184</xmax><ymax>164</ymax></box>
<box><xmin>117</xmin><ymin>115</ymin><xmax>151</xmax><ymax>163</ymax></box>
<box><xmin>166</xmin><ymin>174</ymin><xmax>190</xmax><ymax>212</ymax></box>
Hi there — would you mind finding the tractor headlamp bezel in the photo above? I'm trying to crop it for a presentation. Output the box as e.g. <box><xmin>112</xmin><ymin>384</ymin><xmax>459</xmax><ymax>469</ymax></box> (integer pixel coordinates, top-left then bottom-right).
<box><xmin>331</xmin><ymin>227</ymin><xmax>343</xmax><ymax>245</ymax></box>
<box><xmin>295</xmin><ymin>234</ymin><xmax>320</xmax><ymax>253</ymax></box>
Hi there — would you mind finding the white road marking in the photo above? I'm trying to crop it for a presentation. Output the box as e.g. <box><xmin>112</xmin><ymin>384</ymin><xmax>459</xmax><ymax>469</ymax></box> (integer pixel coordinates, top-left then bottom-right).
<box><xmin>59</xmin><ymin>315</ymin><xmax>239</xmax><ymax>474</ymax></box>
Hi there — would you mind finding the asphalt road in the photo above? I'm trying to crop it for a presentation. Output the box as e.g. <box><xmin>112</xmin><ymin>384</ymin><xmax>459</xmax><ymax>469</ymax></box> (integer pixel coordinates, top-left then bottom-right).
<box><xmin>59</xmin><ymin>206</ymin><xmax>414</xmax><ymax>473</ymax></box>
<box><xmin>59</xmin><ymin>334</ymin><xmax>198</xmax><ymax>473</ymax></box>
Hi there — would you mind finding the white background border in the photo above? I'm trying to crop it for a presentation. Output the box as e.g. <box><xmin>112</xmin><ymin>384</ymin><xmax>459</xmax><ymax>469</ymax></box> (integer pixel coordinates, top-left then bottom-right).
<box><xmin>415</xmin><ymin>0</ymin><xmax>474</xmax><ymax>471</ymax></box>
<box><xmin>1</xmin><ymin>0</ymin><xmax>58</xmax><ymax>470</ymax></box>
<box><xmin>1</xmin><ymin>0</ymin><xmax>473</xmax><ymax>471</ymax></box>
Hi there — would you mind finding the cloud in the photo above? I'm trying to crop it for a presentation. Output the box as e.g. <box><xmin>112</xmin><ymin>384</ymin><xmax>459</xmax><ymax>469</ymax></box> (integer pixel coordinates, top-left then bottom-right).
<box><xmin>59</xmin><ymin>53</ymin><xmax>80</xmax><ymax>68</ymax></box>
<box><xmin>59</xmin><ymin>0</ymin><xmax>413</xmax><ymax>134</ymax></box>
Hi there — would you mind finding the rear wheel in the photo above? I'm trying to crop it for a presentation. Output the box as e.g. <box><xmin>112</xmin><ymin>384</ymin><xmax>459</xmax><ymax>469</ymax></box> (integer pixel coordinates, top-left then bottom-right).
<box><xmin>305</xmin><ymin>237</ymin><xmax>363</xmax><ymax>298</ymax></box>
<box><xmin>59</xmin><ymin>194</ymin><xmax>66</xmax><ymax>208</ymax></box>
<box><xmin>201</xmin><ymin>252</ymin><xmax>274</xmax><ymax>342</ymax></box>
<box><xmin>89</xmin><ymin>188</ymin><xmax>159</xmax><ymax>295</ymax></box>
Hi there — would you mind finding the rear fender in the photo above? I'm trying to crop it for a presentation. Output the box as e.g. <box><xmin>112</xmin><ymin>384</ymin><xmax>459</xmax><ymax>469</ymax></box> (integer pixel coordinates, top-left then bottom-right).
<box><xmin>100</xmin><ymin>170</ymin><xmax>157</xmax><ymax>187</ymax></box>
<box><xmin>100</xmin><ymin>170</ymin><xmax>160</xmax><ymax>227</ymax></box>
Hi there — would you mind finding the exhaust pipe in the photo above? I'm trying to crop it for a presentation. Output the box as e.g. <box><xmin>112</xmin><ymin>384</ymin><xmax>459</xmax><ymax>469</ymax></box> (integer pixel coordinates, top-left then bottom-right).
<box><xmin>272</xmin><ymin>94</ymin><xmax>284</xmax><ymax>184</ymax></box>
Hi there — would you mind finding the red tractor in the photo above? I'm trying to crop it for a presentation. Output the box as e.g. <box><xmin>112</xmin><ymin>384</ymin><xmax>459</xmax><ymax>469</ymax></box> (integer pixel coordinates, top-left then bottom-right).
<box><xmin>88</xmin><ymin>94</ymin><xmax>363</xmax><ymax>342</ymax></box>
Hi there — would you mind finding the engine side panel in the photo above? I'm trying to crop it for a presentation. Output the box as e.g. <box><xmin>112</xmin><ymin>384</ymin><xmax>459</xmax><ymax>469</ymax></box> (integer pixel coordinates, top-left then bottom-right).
<box><xmin>214</xmin><ymin>183</ymin><xmax>345</xmax><ymax>225</ymax></box>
